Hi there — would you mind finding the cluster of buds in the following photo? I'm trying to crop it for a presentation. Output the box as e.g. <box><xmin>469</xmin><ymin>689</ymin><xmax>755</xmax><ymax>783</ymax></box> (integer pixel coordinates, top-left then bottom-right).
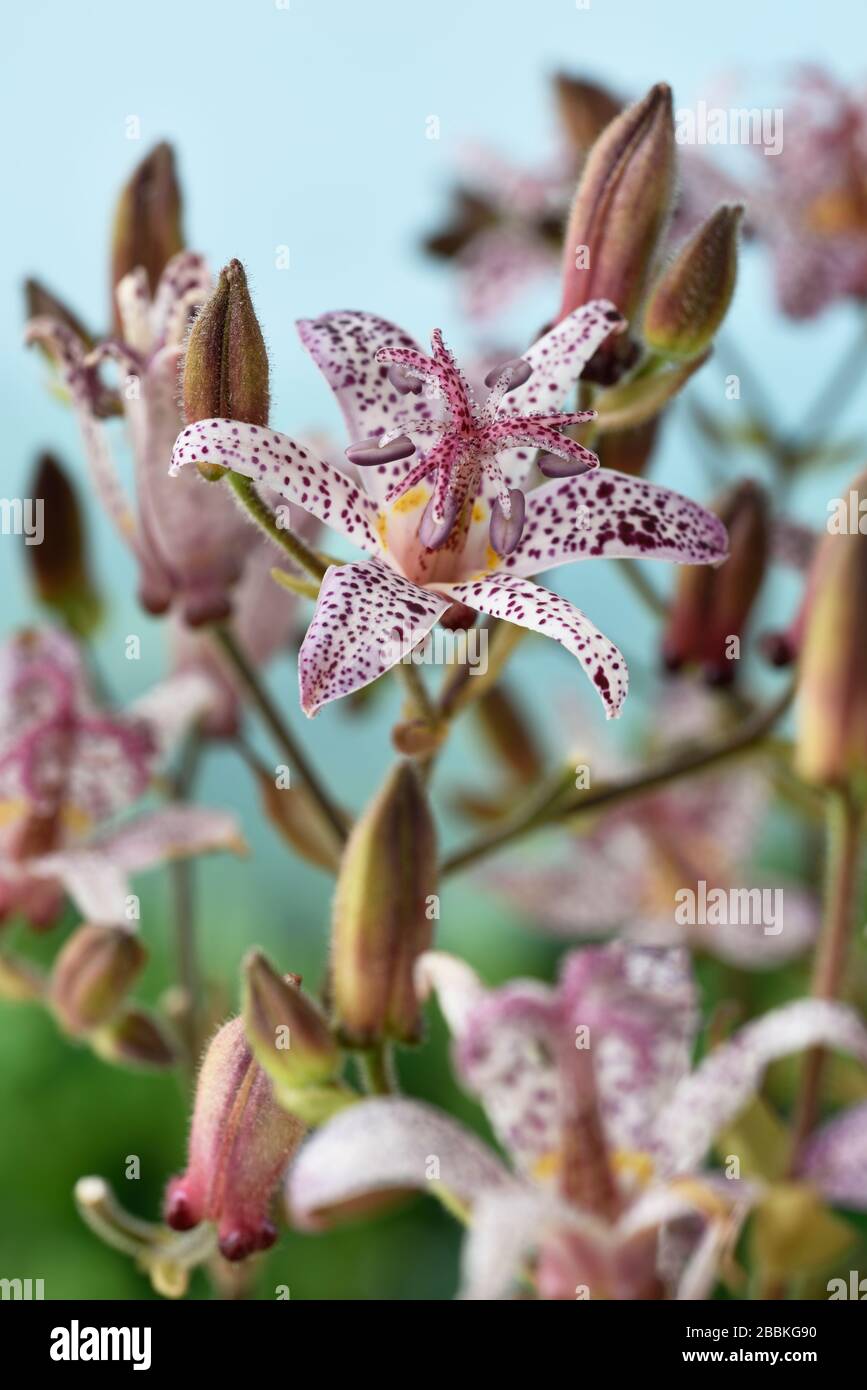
<box><xmin>559</xmin><ymin>83</ymin><xmax>743</xmax><ymax>463</ymax></box>
<box><xmin>49</xmin><ymin>923</ymin><xmax>176</xmax><ymax>1069</ymax></box>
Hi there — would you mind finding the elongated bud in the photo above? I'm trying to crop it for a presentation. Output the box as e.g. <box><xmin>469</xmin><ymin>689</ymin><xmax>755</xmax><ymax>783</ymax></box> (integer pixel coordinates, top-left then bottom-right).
<box><xmin>474</xmin><ymin>686</ymin><xmax>544</xmax><ymax>784</ymax></box>
<box><xmin>92</xmin><ymin>1006</ymin><xmax>179</xmax><ymax>1070</ymax></box>
<box><xmin>596</xmin><ymin>417</ymin><xmax>660</xmax><ymax>477</ymax></box>
<box><xmin>50</xmin><ymin>924</ymin><xmax>146</xmax><ymax>1035</ymax></box>
<box><xmin>183</xmin><ymin>259</ymin><xmax>270</xmax><ymax>479</ymax></box>
<box><xmin>644</xmin><ymin>205</ymin><xmax>743</xmax><ymax>359</ymax></box>
<box><xmin>662</xmin><ymin>480</ymin><xmax>766</xmax><ymax>684</ymax></box>
<box><xmin>796</xmin><ymin>471</ymin><xmax>867</xmax><ymax>786</ymax></box>
<box><xmin>254</xmin><ymin>762</ymin><xmax>343</xmax><ymax>871</ymax></box>
<box><xmin>553</xmin><ymin>74</ymin><xmax>622</xmax><ymax>159</ymax></box>
<box><xmin>164</xmin><ymin>1014</ymin><xmax>304</xmax><ymax>1260</ymax></box>
<box><xmin>243</xmin><ymin>950</ymin><xmax>340</xmax><ymax>1090</ymax></box>
<box><xmin>331</xmin><ymin>762</ymin><xmax>438</xmax><ymax>1046</ymax></box>
<box><xmin>25</xmin><ymin>279</ymin><xmax>93</xmax><ymax>349</ymax></box>
<box><xmin>26</xmin><ymin>454</ymin><xmax>102</xmax><ymax>637</ymax></box>
<box><xmin>111</xmin><ymin>142</ymin><xmax>183</xmax><ymax>322</ymax></box>
<box><xmin>559</xmin><ymin>83</ymin><xmax>675</xmax><ymax>382</ymax></box>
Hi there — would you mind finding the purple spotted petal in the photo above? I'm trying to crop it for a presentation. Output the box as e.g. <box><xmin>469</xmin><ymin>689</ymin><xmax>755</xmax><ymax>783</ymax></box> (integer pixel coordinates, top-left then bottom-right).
<box><xmin>501</xmin><ymin>469</ymin><xmax>729</xmax><ymax>578</ymax></box>
<box><xmin>170</xmin><ymin>419</ymin><xmax>384</xmax><ymax>556</ymax></box>
<box><xmin>298</xmin><ymin>559</ymin><xmax>451</xmax><ymax>716</ymax></box>
<box><xmin>656</xmin><ymin>1001</ymin><xmax>867</xmax><ymax>1177</ymax></box>
<box><xmin>437</xmin><ymin>573</ymin><xmax>628</xmax><ymax>718</ymax></box>
<box><xmin>501</xmin><ymin>301</ymin><xmax>626</xmax><ymax>418</ymax></box>
<box><xmin>797</xmin><ymin>1102</ymin><xmax>867</xmax><ymax>1210</ymax></box>
<box><xmin>287</xmin><ymin>1097</ymin><xmax>514</xmax><ymax>1230</ymax></box>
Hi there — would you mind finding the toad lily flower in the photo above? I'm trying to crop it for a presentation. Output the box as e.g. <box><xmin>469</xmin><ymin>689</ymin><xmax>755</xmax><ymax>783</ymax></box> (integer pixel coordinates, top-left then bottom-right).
<box><xmin>170</xmin><ymin>305</ymin><xmax>727</xmax><ymax>718</ymax></box>
<box><xmin>26</xmin><ymin>251</ymin><xmax>259</xmax><ymax>625</ymax></box>
<box><xmin>0</xmin><ymin>629</ymin><xmax>242</xmax><ymax>928</ymax></box>
<box><xmin>288</xmin><ymin>943</ymin><xmax>867</xmax><ymax>1300</ymax></box>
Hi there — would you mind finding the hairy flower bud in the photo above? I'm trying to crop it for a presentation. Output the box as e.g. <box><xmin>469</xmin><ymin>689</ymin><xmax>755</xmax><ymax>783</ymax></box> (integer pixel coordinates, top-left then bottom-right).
<box><xmin>26</xmin><ymin>454</ymin><xmax>102</xmax><ymax>637</ymax></box>
<box><xmin>796</xmin><ymin>470</ymin><xmax>867</xmax><ymax>786</ymax></box>
<box><xmin>50</xmin><ymin>924</ymin><xmax>146</xmax><ymax>1035</ymax></box>
<box><xmin>559</xmin><ymin>83</ymin><xmax>675</xmax><ymax>382</ymax></box>
<box><xmin>243</xmin><ymin>950</ymin><xmax>340</xmax><ymax>1091</ymax></box>
<box><xmin>164</xmin><ymin>1014</ymin><xmax>304</xmax><ymax>1260</ymax></box>
<box><xmin>182</xmin><ymin>259</ymin><xmax>270</xmax><ymax>471</ymax></box>
<box><xmin>111</xmin><ymin>142</ymin><xmax>184</xmax><ymax>324</ymax></box>
<box><xmin>92</xmin><ymin>1006</ymin><xmax>179</xmax><ymax>1070</ymax></box>
<box><xmin>644</xmin><ymin>204</ymin><xmax>743</xmax><ymax>359</ymax></box>
<box><xmin>331</xmin><ymin>762</ymin><xmax>438</xmax><ymax>1046</ymax></box>
<box><xmin>662</xmin><ymin>479</ymin><xmax>765</xmax><ymax>684</ymax></box>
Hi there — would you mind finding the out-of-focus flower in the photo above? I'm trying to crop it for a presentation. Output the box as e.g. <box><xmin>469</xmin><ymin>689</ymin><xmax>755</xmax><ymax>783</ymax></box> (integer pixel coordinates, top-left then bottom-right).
<box><xmin>0</xmin><ymin>629</ymin><xmax>242</xmax><ymax>929</ymax></box>
<box><xmin>795</xmin><ymin>467</ymin><xmax>867</xmax><ymax>786</ymax></box>
<box><xmin>171</xmin><ymin>306</ymin><xmax>727</xmax><ymax>719</ymax></box>
<box><xmin>25</xmin><ymin>453</ymin><xmax>103</xmax><ymax>638</ymax></box>
<box><xmin>26</xmin><ymin>249</ymin><xmax>260</xmax><ymax>625</ymax></box>
<box><xmin>662</xmin><ymin>479</ymin><xmax>770</xmax><ymax>684</ymax></box>
<box><xmin>751</xmin><ymin>70</ymin><xmax>867</xmax><ymax>318</ymax></box>
<box><xmin>488</xmin><ymin>686</ymin><xmax>818</xmax><ymax>969</ymax></box>
<box><xmin>165</xmin><ymin>1012</ymin><xmax>305</xmax><ymax>1261</ymax></box>
<box><xmin>288</xmin><ymin>943</ymin><xmax>867</xmax><ymax>1299</ymax></box>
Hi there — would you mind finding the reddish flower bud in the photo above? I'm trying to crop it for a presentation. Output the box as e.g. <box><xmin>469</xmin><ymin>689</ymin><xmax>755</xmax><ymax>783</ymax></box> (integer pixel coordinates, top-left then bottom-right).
<box><xmin>111</xmin><ymin>142</ymin><xmax>184</xmax><ymax>327</ymax></box>
<box><xmin>50</xmin><ymin>924</ymin><xmax>146</xmax><ymax>1035</ymax></box>
<box><xmin>559</xmin><ymin>83</ymin><xmax>675</xmax><ymax>383</ymax></box>
<box><xmin>553</xmin><ymin>74</ymin><xmax>622</xmax><ymax>160</ymax></box>
<box><xmin>164</xmin><ymin>1015</ymin><xmax>304</xmax><ymax>1261</ymax></box>
<box><xmin>26</xmin><ymin>454</ymin><xmax>102</xmax><ymax>638</ymax></box>
<box><xmin>796</xmin><ymin>470</ymin><xmax>867</xmax><ymax>785</ymax></box>
<box><xmin>662</xmin><ymin>480</ymin><xmax>767</xmax><ymax>684</ymax></box>
<box><xmin>331</xmin><ymin>762</ymin><xmax>438</xmax><ymax>1046</ymax></box>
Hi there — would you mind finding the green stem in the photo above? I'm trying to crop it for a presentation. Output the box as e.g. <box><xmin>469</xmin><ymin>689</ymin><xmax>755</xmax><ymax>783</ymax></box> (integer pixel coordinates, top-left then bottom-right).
<box><xmin>226</xmin><ymin>472</ymin><xmax>327</xmax><ymax>580</ymax></box>
<box><xmin>212</xmin><ymin>623</ymin><xmax>347</xmax><ymax>846</ymax></box>
<box><xmin>358</xmin><ymin>1042</ymin><xmax>397</xmax><ymax>1095</ymax></box>
<box><xmin>442</xmin><ymin>683</ymin><xmax>795</xmax><ymax>876</ymax></box>
<box><xmin>616</xmin><ymin>559</ymin><xmax>668</xmax><ymax>620</ymax></box>
<box><xmin>168</xmin><ymin>730</ymin><xmax>204</xmax><ymax>1070</ymax></box>
<box><xmin>789</xmin><ymin>788</ymin><xmax>864</xmax><ymax>1167</ymax></box>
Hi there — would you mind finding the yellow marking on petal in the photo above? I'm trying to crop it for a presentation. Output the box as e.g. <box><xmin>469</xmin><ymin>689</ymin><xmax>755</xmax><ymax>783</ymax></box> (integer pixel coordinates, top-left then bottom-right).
<box><xmin>531</xmin><ymin>1150</ymin><xmax>561</xmax><ymax>1183</ymax></box>
<box><xmin>612</xmin><ymin>1150</ymin><xmax>656</xmax><ymax>1188</ymax></box>
<box><xmin>485</xmin><ymin>545</ymin><xmax>500</xmax><ymax>570</ymax></box>
<box><xmin>375</xmin><ymin>513</ymin><xmax>388</xmax><ymax>549</ymax></box>
<box><xmin>0</xmin><ymin>799</ymin><xmax>27</xmax><ymax>828</ymax></box>
<box><xmin>472</xmin><ymin>501</ymin><xmax>485</xmax><ymax>523</ymax></box>
<box><xmin>806</xmin><ymin>187</ymin><xmax>867</xmax><ymax>236</ymax></box>
<box><xmin>392</xmin><ymin>486</ymin><xmax>428</xmax><ymax>514</ymax></box>
<box><xmin>61</xmin><ymin>805</ymin><xmax>92</xmax><ymax>837</ymax></box>
<box><xmin>668</xmin><ymin>1177</ymin><xmax>730</xmax><ymax>1220</ymax></box>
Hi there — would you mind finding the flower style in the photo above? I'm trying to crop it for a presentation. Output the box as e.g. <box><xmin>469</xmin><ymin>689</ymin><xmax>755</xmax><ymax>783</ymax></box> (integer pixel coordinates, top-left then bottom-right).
<box><xmin>0</xmin><ymin>629</ymin><xmax>241</xmax><ymax>928</ymax></box>
<box><xmin>170</xmin><ymin>305</ymin><xmax>727</xmax><ymax>718</ymax></box>
<box><xmin>489</xmin><ymin>686</ymin><xmax>819</xmax><ymax>969</ymax></box>
<box><xmin>751</xmin><ymin>69</ymin><xmax>867</xmax><ymax>318</ymax></box>
<box><xmin>288</xmin><ymin>943</ymin><xmax>867</xmax><ymax>1300</ymax></box>
<box><xmin>26</xmin><ymin>251</ymin><xmax>260</xmax><ymax>625</ymax></box>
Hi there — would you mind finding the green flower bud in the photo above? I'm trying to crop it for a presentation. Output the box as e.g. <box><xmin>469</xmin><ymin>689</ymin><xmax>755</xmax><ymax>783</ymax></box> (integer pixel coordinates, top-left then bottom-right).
<box><xmin>243</xmin><ymin>950</ymin><xmax>340</xmax><ymax>1089</ymax></box>
<box><xmin>644</xmin><ymin>204</ymin><xmax>743</xmax><ymax>359</ymax></box>
<box><xmin>331</xmin><ymin>762</ymin><xmax>438</xmax><ymax>1046</ymax></box>
<box><xmin>91</xmin><ymin>1006</ymin><xmax>179</xmax><ymax>1070</ymax></box>
<box><xmin>50</xmin><ymin>924</ymin><xmax>146</xmax><ymax>1035</ymax></box>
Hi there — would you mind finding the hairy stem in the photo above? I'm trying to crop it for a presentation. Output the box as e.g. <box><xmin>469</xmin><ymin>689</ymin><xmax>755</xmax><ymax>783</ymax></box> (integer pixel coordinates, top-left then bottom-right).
<box><xmin>226</xmin><ymin>472</ymin><xmax>328</xmax><ymax>580</ymax></box>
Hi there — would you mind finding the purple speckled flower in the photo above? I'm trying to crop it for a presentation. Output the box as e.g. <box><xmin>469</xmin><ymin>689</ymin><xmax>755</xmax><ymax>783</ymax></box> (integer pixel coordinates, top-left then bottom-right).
<box><xmin>286</xmin><ymin>942</ymin><xmax>867</xmax><ymax>1300</ymax></box>
<box><xmin>170</xmin><ymin>305</ymin><xmax>728</xmax><ymax>720</ymax></box>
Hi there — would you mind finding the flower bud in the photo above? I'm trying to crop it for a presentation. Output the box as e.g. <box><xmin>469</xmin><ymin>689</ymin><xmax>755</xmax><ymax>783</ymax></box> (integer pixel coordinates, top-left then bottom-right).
<box><xmin>596</xmin><ymin>417</ymin><xmax>660</xmax><ymax>477</ymax></box>
<box><xmin>254</xmin><ymin>762</ymin><xmax>343</xmax><ymax>871</ymax></box>
<box><xmin>796</xmin><ymin>471</ymin><xmax>867</xmax><ymax>786</ymax></box>
<box><xmin>164</xmin><ymin>1015</ymin><xmax>304</xmax><ymax>1260</ymax></box>
<box><xmin>643</xmin><ymin>205</ymin><xmax>743</xmax><ymax>359</ymax></box>
<box><xmin>0</xmin><ymin>952</ymin><xmax>45</xmax><ymax>1002</ymax></box>
<box><xmin>50</xmin><ymin>924</ymin><xmax>146</xmax><ymax>1035</ymax></box>
<box><xmin>474</xmin><ymin>686</ymin><xmax>543</xmax><ymax>785</ymax></box>
<box><xmin>111</xmin><ymin>142</ymin><xmax>183</xmax><ymax>324</ymax></box>
<box><xmin>182</xmin><ymin>259</ymin><xmax>270</xmax><ymax>464</ymax></box>
<box><xmin>25</xmin><ymin>279</ymin><xmax>93</xmax><ymax>349</ymax></box>
<box><xmin>559</xmin><ymin>83</ymin><xmax>675</xmax><ymax>382</ymax></box>
<box><xmin>92</xmin><ymin>1006</ymin><xmax>179</xmax><ymax>1070</ymax></box>
<box><xmin>243</xmin><ymin>950</ymin><xmax>340</xmax><ymax>1090</ymax></box>
<box><xmin>662</xmin><ymin>479</ymin><xmax>766</xmax><ymax>684</ymax></box>
<box><xmin>26</xmin><ymin>453</ymin><xmax>102</xmax><ymax>638</ymax></box>
<box><xmin>331</xmin><ymin>761</ymin><xmax>438</xmax><ymax>1046</ymax></box>
<box><xmin>553</xmin><ymin>74</ymin><xmax>622</xmax><ymax>160</ymax></box>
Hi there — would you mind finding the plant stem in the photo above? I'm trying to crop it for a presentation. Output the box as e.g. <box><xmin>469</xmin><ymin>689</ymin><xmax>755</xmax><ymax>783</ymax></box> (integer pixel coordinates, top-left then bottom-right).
<box><xmin>786</xmin><ymin>313</ymin><xmax>867</xmax><ymax>457</ymax></box>
<box><xmin>212</xmin><ymin>623</ymin><xmax>347</xmax><ymax>846</ymax></box>
<box><xmin>789</xmin><ymin>788</ymin><xmax>864</xmax><ymax>1166</ymax></box>
<box><xmin>616</xmin><ymin>558</ymin><xmax>668</xmax><ymax>619</ymax></box>
<box><xmin>226</xmin><ymin>473</ymin><xmax>327</xmax><ymax>580</ymax></box>
<box><xmin>442</xmin><ymin>682</ymin><xmax>795</xmax><ymax>875</ymax></box>
<box><xmin>168</xmin><ymin>730</ymin><xmax>204</xmax><ymax>1069</ymax></box>
<box><xmin>358</xmin><ymin>1042</ymin><xmax>397</xmax><ymax>1095</ymax></box>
